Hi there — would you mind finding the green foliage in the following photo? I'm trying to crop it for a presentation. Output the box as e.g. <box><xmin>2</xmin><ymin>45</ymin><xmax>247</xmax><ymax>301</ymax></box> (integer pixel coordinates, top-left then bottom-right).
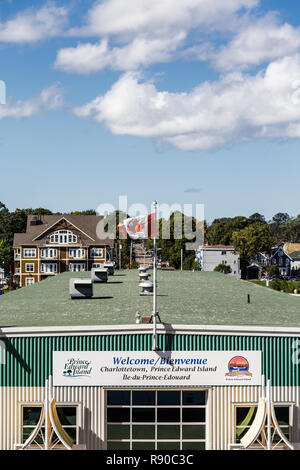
<box><xmin>191</xmin><ymin>259</ymin><xmax>201</xmax><ymax>271</ymax></box>
<box><xmin>154</xmin><ymin>212</ymin><xmax>200</xmax><ymax>270</ymax></box>
<box><xmin>269</xmin><ymin>279</ymin><xmax>300</xmax><ymax>294</ymax></box>
<box><xmin>131</xmin><ymin>259</ymin><xmax>138</xmax><ymax>269</ymax></box>
<box><xmin>214</xmin><ymin>263</ymin><xmax>232</xmax><ymax>274</ymax></box>
<box><xmin>103</xmin><ymin>211</ymin><xmax>132</xmax><ymax>268</ymax></box>
<box><xmin>268</xmin><ymin>213</ymin><xmax>290</xmax><ymax>241</ymax></box>
<box><xmin>231</xmin><ymin>222</ymin><xmax>275</xmax><ymax>263</ymax></box>
<box><xmin>249</xmin><ymin>213</ymin><xmax>266</xmax><ymax>224</ymax></box>
<box><xmin>281</xmin><ymin>215</ymin><xmax>300</xmax><ymax>243</ymax></box>
<box><xmin>206</xmin><ymin>216</ymin><xmax>250</xmax><ymax>245</ymax></box>
<box><xmin>270</xmin><ymin>279</ymin><xmax>281</xmax><ymax>291</ymax></box>
<box><xmin>70</xmin><ymin>210</ymin><xmax>96</xmax><ymax>215</ymax></box>
<box><xmin>0</xmin><ymin>203</ymin><xmax>55</xmax><ymax>274</ymax></box>
<box><xmin>0</xmin><ymin>239</ymin><xmax>13</xmax><ymax>274</ymax></box>
<box><xmin>267</xmin><ymin>264</ymin><xmax>279</xmax><ymax>276</ymax></box>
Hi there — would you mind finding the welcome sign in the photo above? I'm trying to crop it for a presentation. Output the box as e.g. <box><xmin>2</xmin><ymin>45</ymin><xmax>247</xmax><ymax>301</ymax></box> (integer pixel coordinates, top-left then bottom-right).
<box><xmin>53</xmin><ymin>351</ymin><xmax>262</xmax><ymax>386</ymax></box>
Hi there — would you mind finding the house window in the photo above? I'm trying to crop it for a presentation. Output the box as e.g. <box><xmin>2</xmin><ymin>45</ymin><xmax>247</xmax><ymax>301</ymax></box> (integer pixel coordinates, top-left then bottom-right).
<box><xmin>69</xmin><ymin>263</ymin><xmax>85</xmax><ymax>272</ymax></box>
<box><xmin>41</xmin><ymin>263</ymin><xmax>57</xmax><ymax>274</ymax></box>
<box><xmin>41</xmin><ymin>248</ymin><xmax>57</xmax><ymax>259</ymax></box>
<box><xmin>24</xmin><ymin>249</ymin><xmax>36</xmax><ymax>258</ymax></box>
<box><xmin>50</xmin><ymin>230</ymin><xmax>77</xmax><ymax>244</ymax></box>
<box><xmin>91</xmin><ymin>248</ymin><xmax>104</xmax><ymax>258</ymax></box>
<box><xmin>106</xmin><ymin>390</ymin><xmax>207</xmax><ymax>450</ymax></box>
<box><xmin>221</xmin><ymin>251</ymin><xmax>227</xmax><ymax>256</ymax></box>
<box><xmin>69</xmin><ymin>249</ymin><xmax>85</xmax><ymax>259</ymax></box>
<box><xmin>22</xmin><ymin>405</ymin><xmax>78</xmax><ymax>446</ymax></box>
<box><xmin>26</xmin><ymin>278</ymin><xmax>35</xmax><ymax>286</ymax></box>
<box><xmin>92</xmin><ymin>263</ymin><xmax>103</xmax><ymax>269</ymax></box>
<box><xmin>234</xmin><ymin>404</ymin><xmax>292</xmax><ymax>444</ymax></box>
<box><xmin>25</xmin><ymin>264</ymin><xmax>34</xmax><ymax>273</ymax></box>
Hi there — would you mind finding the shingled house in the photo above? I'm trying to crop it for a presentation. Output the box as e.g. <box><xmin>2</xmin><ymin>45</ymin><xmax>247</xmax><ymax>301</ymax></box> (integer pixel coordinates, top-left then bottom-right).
<box><xmin>13</xmin><ymin>214</ymin><xmax>114</xmax><ymax>287</ymax></box>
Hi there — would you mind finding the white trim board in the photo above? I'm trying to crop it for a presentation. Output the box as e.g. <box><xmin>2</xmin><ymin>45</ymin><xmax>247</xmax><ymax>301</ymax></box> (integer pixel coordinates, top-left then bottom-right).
<box><xmin>2</xmin><ymin>323</ymin><xmax>300</xmax><ymax>338</ymax></box>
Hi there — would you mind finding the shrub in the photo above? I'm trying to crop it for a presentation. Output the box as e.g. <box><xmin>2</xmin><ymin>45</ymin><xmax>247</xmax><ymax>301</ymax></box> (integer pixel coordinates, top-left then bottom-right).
<box><xmin>270</xmin><ymin>279</ymin><xmax>281</xmax><ymax>291</ymax></box>
<box><xmin>214</xmin><ymin>264</ymin><xmax>232</xmax><ymax>274</ymax></box>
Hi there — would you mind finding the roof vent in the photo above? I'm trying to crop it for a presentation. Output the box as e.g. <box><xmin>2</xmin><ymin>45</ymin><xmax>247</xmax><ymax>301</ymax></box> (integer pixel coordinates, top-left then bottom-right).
<box><xmin>139</xmin><ymin>280</ymin><xmax>153</xmax><ymax>296</ymax></box>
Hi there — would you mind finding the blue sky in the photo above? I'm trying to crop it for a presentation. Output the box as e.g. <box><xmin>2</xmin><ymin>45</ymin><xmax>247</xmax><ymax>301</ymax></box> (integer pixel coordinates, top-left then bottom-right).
<box><xmin>1</xmin><ymin>0</ymin><xmax>300</xmax><ymax>222</ymax></box>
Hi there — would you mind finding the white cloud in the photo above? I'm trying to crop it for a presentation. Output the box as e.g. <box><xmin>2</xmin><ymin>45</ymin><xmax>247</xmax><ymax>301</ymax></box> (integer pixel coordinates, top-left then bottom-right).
<box><xmin>0</xmin><ymin>84</ymin><xmax>63</xmax><ymax>119</ymax></box>
<box><xmin>73</xmin><ymin>56</ymin><xmax>300</xmax><ymax>151</ymax></box>
<box><xmin>0</xmin><ymin>3</ymin><xmax>68</xmax><ymax>43</ymax></box>
<box><xmin>56</xmin><ymin>0</ymin><xmax>258</xmax><ymax>73</ymax></box>
<box><xmin>72</xmin><ymin>0</ymin><xmax>258</xmax><ymax>37</ymax></box>
<box><xmin>213</xmin><ymin>14</ymin><xmax>300</xmax><ymax>71</ymax></box>
<box><xmin>55</xmin><ymin>33</ymin><xmax>186</xmax><ymax>74</ymax></box>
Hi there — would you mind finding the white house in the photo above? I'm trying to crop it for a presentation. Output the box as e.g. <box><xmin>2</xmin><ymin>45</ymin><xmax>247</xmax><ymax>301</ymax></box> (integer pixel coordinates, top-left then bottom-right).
<box><xmin>197</xmin><ymin>245</ymin><xmax>241</xmax><ymax>278</ymax></box>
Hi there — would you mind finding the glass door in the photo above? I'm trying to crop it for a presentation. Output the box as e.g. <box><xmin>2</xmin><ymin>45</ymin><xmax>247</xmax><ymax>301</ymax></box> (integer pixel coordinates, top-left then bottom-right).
<box><xmin>106</xmin><ymin>389</ymin><xmax>207</xmax><ymax>450</ymax></box>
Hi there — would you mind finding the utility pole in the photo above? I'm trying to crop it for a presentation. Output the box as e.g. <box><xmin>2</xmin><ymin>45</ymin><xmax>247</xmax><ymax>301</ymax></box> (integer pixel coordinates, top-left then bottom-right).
<box><xmin>9</xmin><ymin>265</ymin><xmax>12</xmax><ymax>291</ymax></box>
<box><xmin>181</xmin><ymin>249</ymin><xmax>183</xmax><ymax>271</ymax></box>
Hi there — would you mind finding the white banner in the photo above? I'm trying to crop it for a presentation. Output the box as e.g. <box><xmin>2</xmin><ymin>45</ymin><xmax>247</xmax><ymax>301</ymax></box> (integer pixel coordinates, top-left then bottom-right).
<box><xmin>53</xmin><ymin>351</ymin><xmax>262</xmax><ymax>386</ymax></box>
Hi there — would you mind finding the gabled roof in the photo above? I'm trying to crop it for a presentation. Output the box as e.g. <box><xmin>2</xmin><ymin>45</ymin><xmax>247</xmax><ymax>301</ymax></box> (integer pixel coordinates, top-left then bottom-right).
<box><xmin>270</xmin><ymin>246</ymin><xmax>293</xmax><ymax>261</ymax></box>
<box><xmin>13</xmin><ymin>214</ymin><xmax>114</xmax><ymax>247</ymax></box>
<box><xmin>32</xmin><ymin>216</ymin><xmax>95</xmax><ymax>242</ymax></box>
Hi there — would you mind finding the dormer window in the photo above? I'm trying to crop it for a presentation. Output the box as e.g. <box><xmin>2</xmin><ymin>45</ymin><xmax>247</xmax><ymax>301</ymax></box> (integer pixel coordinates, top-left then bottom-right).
<box><xmin>50</xmin><ymin>230</ymin><xmax>77</xmax><ymax>244</ymax></box>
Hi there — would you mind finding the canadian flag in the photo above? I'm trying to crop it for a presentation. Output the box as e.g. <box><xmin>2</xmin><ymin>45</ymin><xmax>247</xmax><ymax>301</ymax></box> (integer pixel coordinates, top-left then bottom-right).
<box><xmin>118</xmin><ymin>213</ymin><xmax>156</xmax><ymax>239</ymax></box>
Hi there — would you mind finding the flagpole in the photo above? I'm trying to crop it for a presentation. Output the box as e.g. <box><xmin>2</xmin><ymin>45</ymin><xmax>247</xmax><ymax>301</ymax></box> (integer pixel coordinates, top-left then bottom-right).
<box><xmin>152</xmin><ymin>200</ymin><xmax>158</xmax><ymax>351</ymax></box>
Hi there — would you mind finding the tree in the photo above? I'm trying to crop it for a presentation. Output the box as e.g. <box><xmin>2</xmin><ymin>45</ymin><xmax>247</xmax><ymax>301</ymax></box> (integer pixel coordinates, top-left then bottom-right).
<box><xmin>249</xmin><ymin>213</ymin><xmax>266</xmax><ymax>224</ymax></box>
<box><xmin>281</xmin><ymin>216</ymin><xmax>300</xmax><ymax>242</ymax></box>
<box><xmin>272</xmin><ymin>213</ymin><xmax>290</xmax><ymax>225</ymax></box>
<box><xmin>269</xmin><ymin>212</ymin><xmax>290</xmax><ymax>241</ymax></box>
<box><xmin>103</xmin><ymin>210</ymin><xmax>132</xmax><ymax>268</ymax></box>
<box><xmin>214</xmin><ymin>264</ymin><xmax>232</xmax><ymax>274</ymax></box>
<box><xmin>232</xmin><ymin>223</ymin><xmax>275</xmax><ymax>263</ymax></box>
<box><xmin>145</xmin><ymin>211</ymin><xmax>200</xmax><ymax>270</ymax></box>
<box><xmin>267</xmin><ymin>264</ymin><xmax>279</xmax><ymax>277</ymax></box>
<box><xmin>206</xmin><ymin>216</ymin><xmax>250</xmax><ymax>246</ymax></box>
<box><xmin>0</xmin><ymin>204</ymin><xmax>53</xmax><ymax>275</ymax></box>
<box><xmin>0</xmin><ymin>239</ymin><xmax>13</xmax><ymax>274</ymax></box>
<box><xmin>70</xmin><ymin>210</ymin><xmax>96</xmax><ymax>215</ymax></box>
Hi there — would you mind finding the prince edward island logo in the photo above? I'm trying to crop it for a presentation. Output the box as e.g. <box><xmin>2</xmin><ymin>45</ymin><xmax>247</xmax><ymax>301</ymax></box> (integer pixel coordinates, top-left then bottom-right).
<box><xmin>226</xmin><ymin>356</ymin><xmax>252</xmax><ymax>377</ymax></box>
<box><xmin>63</xmin><ymin>358</ymin><xmax>92</xmax><ymax>378</ymax></box>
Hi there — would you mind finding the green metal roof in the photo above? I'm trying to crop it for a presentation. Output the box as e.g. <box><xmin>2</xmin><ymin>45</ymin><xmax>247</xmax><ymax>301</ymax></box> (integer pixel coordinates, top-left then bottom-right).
<box><xmin>289</xmin><ymin>251</ymin><xmax>300</xmax><ymax>259</ymax></box>
<box><xmin>1</xmin><ymin>270</ymin><xmax>300</xmax><ymax>329</ymax></box>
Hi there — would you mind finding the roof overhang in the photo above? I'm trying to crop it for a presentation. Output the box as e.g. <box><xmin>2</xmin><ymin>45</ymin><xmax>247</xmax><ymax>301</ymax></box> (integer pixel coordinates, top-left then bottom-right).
<box><xmin>2</xmin><ymin>323</ymin><xmax>300</xmax><ymax>338</ymax></box>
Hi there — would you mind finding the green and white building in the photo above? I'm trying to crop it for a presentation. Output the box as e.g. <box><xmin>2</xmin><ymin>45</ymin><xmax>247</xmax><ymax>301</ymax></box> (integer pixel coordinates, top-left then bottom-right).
<box><xmin>0</xmin><ymin>271</ymin><xmax>299</xmax><ymax>450</ymax></box>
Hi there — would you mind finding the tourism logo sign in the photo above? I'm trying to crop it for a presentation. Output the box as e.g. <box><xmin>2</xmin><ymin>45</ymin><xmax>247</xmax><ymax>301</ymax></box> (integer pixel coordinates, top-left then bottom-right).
<box><xmin>62</xmin><ymin>358</ymin><xmax>92</xmax><ymax>378</ymax></box>
<box><xmin>53</xmin><ymin>351</ymin><xmax>262</xmax><ymax>386</ymax></box>
<box><xmin>226</xmin><ymin>356</ymin><xmax>252</xmax><ymax>378</ymax></box>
